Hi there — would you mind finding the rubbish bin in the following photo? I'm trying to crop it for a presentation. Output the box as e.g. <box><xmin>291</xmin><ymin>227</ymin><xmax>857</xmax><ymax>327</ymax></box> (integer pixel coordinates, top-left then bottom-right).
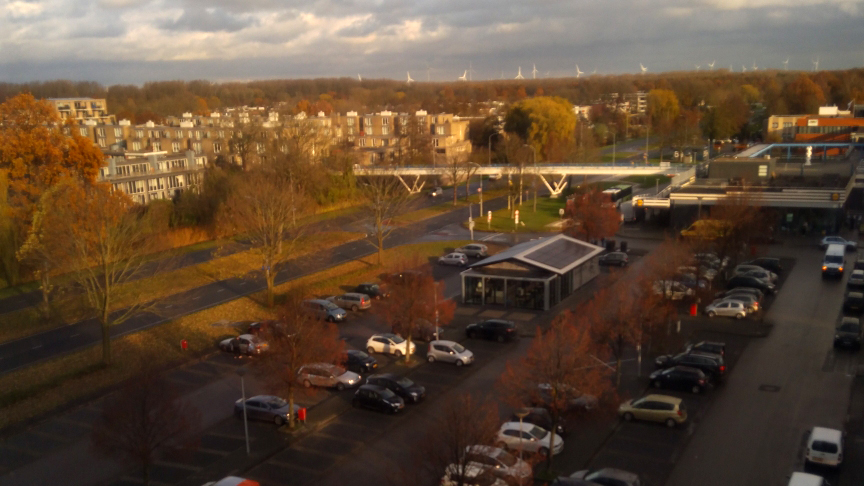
<box><xmin>689</xmin><ymin>303</ymin><xmax>698</xmax><ymax>316</ymax></box>
<box><xmin>620</xmin><ymin>241</ymin><xmax>628</xmax><ymax>253</ymax></box>
<box><xmin>605</xmin><ymin>240</ymin><xmax>616</xmax><ymax>252</ymax></box>
<box><xmin>298</xmin><ymin>408</ymin><xmax>307</xmax><ymax>422</ymax></box>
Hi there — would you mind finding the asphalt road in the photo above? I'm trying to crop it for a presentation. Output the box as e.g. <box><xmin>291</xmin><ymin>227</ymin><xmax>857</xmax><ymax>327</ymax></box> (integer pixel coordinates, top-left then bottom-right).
<box><xmin>0</xmin><ymin>190</ymin><xmax>511</xmax><ymax>376</ymax></box>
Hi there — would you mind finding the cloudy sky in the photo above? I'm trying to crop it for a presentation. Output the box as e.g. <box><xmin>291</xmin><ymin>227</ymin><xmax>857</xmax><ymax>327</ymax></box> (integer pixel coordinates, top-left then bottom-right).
<box><xmin>0</xmin><ymin>0</ymin><xmax>862</xmax><ymax>85</ymax></box>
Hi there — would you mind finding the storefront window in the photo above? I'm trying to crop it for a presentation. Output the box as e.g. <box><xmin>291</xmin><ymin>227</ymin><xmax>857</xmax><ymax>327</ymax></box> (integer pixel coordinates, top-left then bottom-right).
<box><xmin>464</xmin><ymin>276</ymin><xmax>483</xmax><ymax>305</ymax></box>
<box><xmin>510</xmin><ymin>280</ymin><xmax>545</xmax><ymax>310</ymax></box>
<box><xmin>484</xmin><ymin>278</ymin><xmax>506</xmax><ymax>305</ymax></box>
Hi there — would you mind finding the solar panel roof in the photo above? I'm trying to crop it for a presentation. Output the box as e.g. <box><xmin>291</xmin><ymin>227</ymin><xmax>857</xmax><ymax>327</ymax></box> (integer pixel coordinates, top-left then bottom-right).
<box><xmin>523</xmin><ymin>238</ymin><xmax>593</xmax><ymax>270</ymax></box>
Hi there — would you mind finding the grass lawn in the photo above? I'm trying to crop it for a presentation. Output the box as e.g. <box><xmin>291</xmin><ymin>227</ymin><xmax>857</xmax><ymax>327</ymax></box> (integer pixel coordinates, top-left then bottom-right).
<box><xmin>599</xmin><ymin>152</ymin><xmax>639</xmax><ymax>163</ymax></box>
<box><xmin>394</xmin><ymin>188</ymin><xmax>509</xmax><ymax>226</ymax></box>
<box><xmin>471</xmin><ymin>197</ymin><xmax>567</xmax><ymax>233</ymax></box>
<box><xmin>621</xmin><ymin>174</ymin><xmax>673</xmax><ymax>186</ymax></box>
<box><xmin>0</xmin><ymin>239</ymin><xmax>502</xmax><ymax>431</ymax></box>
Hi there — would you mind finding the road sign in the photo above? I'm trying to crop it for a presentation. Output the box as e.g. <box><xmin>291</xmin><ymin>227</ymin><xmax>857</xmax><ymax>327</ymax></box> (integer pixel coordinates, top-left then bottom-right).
<box><xmin>515</xmin><ymin>210</ymin><xmax>520</xmax><ymax>225</ymax></box>
<box><xmin>487</xmin><ymin>211</ymin><xmax>492</xmax><ymax>222</ymax></box>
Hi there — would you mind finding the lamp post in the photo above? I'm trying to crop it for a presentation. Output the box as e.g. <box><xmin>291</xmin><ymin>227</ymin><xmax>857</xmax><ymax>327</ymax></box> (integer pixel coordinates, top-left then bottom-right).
<box><xmin>612</xmin><ymin>129</ymin><xmax>617</xmax><ymax>166</ymax></box>
<box><xmin>515</xmin><ymin>409</ymin><xmax>529</xmax><ymax>475</ymax></box>
<box><xmin>237</xmin><ymin>368</ymin><xmax>251</xmax><ymax>455</ymax></box>
<box><xmin>523</xmin><ymin>144</ymin><xmax>537</xmax><ymax>212</ymax></box>
<box><xmin>433</xmin><ymin>281</ymin><xmax>440</xmax><ymax>341</ymax></box>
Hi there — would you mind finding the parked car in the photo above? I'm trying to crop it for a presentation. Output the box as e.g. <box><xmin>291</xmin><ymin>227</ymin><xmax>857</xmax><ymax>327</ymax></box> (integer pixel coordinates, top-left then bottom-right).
<box><xmin>510</xmin><ymin>407</ymin><xmax>566</xmax><ymax>436</ymax></box>
<box><xmin>733</xmin><ymin>265</ymin><xmax>777</xmax><ymax>283</ymax></box>
<box><xmin>246</xmin><ymin>320</ymin><xmax>280</xmax><ymax>336</ymax></box>
<box><xmin>427</xmin><ymin>340</ymin><xmax>474</xmax><ymax>366</ymax></box>
<box><xmin>727</xmin><ymin>275</ymin><xmax>776</xmax><ymax>294</ymax></box>
<box><xmin>355</xmin><ymin>282</ymin><xmax>390</xmax><ymax>299</ymax></box>
<box><xmin>715</xmin><ymin>287</ymin><xmax>764</xmax><ymax>302</ymax></box>
<box><xmin>684</xmin><ymin>341</ymin><xmax>726</xmax><ymax>357</ymax></box>
<box><xmin>394</xmin><ymin>318</ymin><xmax>444</xmax><ymax>342</ymax></box>
<box><xmin>618</xmin><ymin>394</ymin><xmax>687</xmax><ymax>428</ymax></box>
<box><xmin>847</xmin><ymin>270</ymin><xmax>864</xmax><ymax>290</ymax></box>
<box><xmin>653</xmin><ymin>280</ymin><xmax>694</xmax><ymax>300</ymax></box>
<box><xmin>203</xmin><ymin>477</ymin><xmax>261</xmax><ymax>486</ymax></box>
<box><xmin>439</xmin><ymin>252</ymin><xmax>469</xmax><ymax>266</ymax></box>
<box><xmin>441</xmin><ymin>464</ymin><xmax>509</xmax><ymax>486</ymax></box>
<box><xmin>678</xmin><ymin>265</ymin><xmax>717</xmax><ymax>281</ymax></box>
<box><xmin>466</xmin><ymin>319</ymin><xmax>518</xmax><ymax>342</ymax></box>
<box><xmin>496</xmin><ymin>422</ymin><xmax>564</xmax><ymax>456</ymax></box>
<box><xmin>804</xmin><ymin>426</ymin><xmax>844</xmax><ymax>468</ymax></box>
<box><xmin>672</xmin><ymin>273</ymin><xmax>708</xmax><ymax>290</ymax></box>
<box><xmin>233</xmin><ymin>395</ymin><xmax>299</xmax><ymax>426</ymax></box>
<box><xmin>302</xmin><ymin>299</ymin><xmax>347</xmax><ymax>322</ymax></box>
<box><xmin>326</xmin><ymin>293</ymin><xmax>372</xmax><ymax>312</ymax></box>
<box><xmin>834</xmin><ymin>317</ymin><xmax>862</xmax><ymax>350</ymax></box>
<box><xmin>655</xmin><ymin>351</ymin><xmax>726</xmax><ymax>382</ymax></box>
<box><xmin>705</xmin><ymin>300</ymin><xmax>748</xmax><ymax>319</ymax></box>
<box><xmin>745</xmin><ymin>257</ymin><xmax>783</xmax><ymax>274</ymax></box>
<box><xmin>821</xmin><ymin>236</ymin><xmax>857</xmax><ymax>251</ymax></box>
<box><xmin>366</xmin><ymin>373</ymin><xmax>426</xmax><ymax>403</ymax></box>
<box><xmin>342</xmin><ymin>349</ymin><xmax>378</xmax><ymax>374</ymax></box>
<box><xmin>649</xmin><ymin>366</ymin><xmax>709</xmax><ymax>394</ymax></box>
<box><xmin>296</xmin><ymin>363</ymin><xmax>360</xmax><ymax>391</ymax></box>
<box><xmin>843</xmin><ymin>291</ymin><xmax>864</xmax><ymax>314</ymax></box>
<box><xmin>365</xmin><ymin>333</ymin><xmax>416</xmax><ymax>357</ymax></box>
<box><xmin>569</xmin><ymin>468</ymin><xmax>642</xmax><ymax>486</ymax></box>
<box><xmin>351</xmin><ymin>384</ymin><xmax>405</xmax><ymax>414</ymax></box>
<box><xmin>430</xmin><ymin>187</ymin><xmax>444</xmax><ymax>197</ymax></box>
<box><xmin>456</xmin><ymin>244</ymin><xmax>489</xmax><ymax>258</ymax></box>
<box><xmin>787</xmin><ymin>472</ymin><xmax>830</xmax><ymax>486</ymax></box>
<box><xmin>599</xmin><ymin>252</ymin><xmax>629</xmax><ymax>267</ymax></box>
<box><xmin>462</xmin><ymin>445</ymin><xmax>533</xmax><ymax>484</ymax></box>
<box><xmin>694</xmin><ymin>252</ymin><xmax>728</xmax><ymax>270</ymax></box>
<box><xmin>534</xmin><ymin>383</ymin><xmax>598</xmax><ymax>412</ymax></box>
<box><xmin>219</xmin><ymin>334</ymin><xmax>268</xmax><ymax>355</ymax></box>
<box><xmin>716</xmin><ymin>294</ymin><xmax>759</xmax><ymax>313</ymax></box>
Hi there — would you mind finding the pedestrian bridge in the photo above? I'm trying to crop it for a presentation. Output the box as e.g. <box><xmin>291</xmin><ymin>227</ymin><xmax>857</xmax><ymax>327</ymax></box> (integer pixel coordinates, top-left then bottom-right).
<box><xmin>353</xmin><ymin>163</ymin><xmax>688</xmax><ymax>197</ymax></box>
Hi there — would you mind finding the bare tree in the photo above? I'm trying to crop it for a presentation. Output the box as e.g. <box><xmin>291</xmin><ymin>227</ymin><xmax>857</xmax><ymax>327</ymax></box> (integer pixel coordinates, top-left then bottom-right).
<box><xmin>357</xmin><ymin>175</ymin><xmax>411</xmax><ymax>265</ymax></box>
<box><xmin>92</xmin><ymin>371</ymin><xmax>200</xmax><ymax>486</ymax></box>
<box><xmin>443</xmin><ymin>154</ymin><xmax>468</xmax><ymax>206</ymax></box>
<box><xmin>220</xmin><ymin>169</ymin><xmax>307</xmax><ymax>307</ymax></box>
<box><xmin>253</xmin><ymin>289</ymin><xmax>345</xmax><ymax>428</ymax></box>
<box><xmin>228</xmin><ymin>118</ymin><xmax>265</xmax><ymax>169</ymax></box>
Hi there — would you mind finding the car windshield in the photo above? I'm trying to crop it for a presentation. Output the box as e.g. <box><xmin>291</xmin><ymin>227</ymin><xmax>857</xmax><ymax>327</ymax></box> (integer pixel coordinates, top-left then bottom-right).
<box><xmin>351</xmin><ymin>351</ymin><xmax>370</xmax><ymax>359</ymax></box>
<box><xmin>396</xmin><ymin>377</ymin><xmax>415</xmax><ymax>387</ymax></box>
<box><xmin>390</xmin><ymin>335</ymin><xmax>405</xmax><ymax>344</ymax></box>
<box><xmin>332</xmin><ymin>366</ymin><xmax>347</xmax><ymax>375</ymax></box>
<box><xmin>812</xmin><ymin>440</ymin><xmax>839</xmax><ymax>453</ymax></box>
<box><xmin>266</xmin><ymin>397</ymin><xmax>288</xmax><ymax>408</ymax></box>
<box><xmin>493</xmin><ymin>449</ymin><xmax>517</xmax><ymax>466</ymax></box>
<box><xmin>323</xmin><ymin>302</ymin><xmax>340</xmax><ymax>310</ymax></box>
<box><xmin>826</xmin><ymin>256</ymin><xmax>844</xmax><ymax>264</ymax></box>
<box><xmin>527</xmin><ymin>425</ymin><xmax>546</xmax><ymax>438</ymax></box>
<box><xmin>452</xmin><ymin>343</ymin><xmax>466</xmax><ymax>353</ymax></box>
<box><xmin>839</xmin><ymin>322</ymin><xmax>860</xmax><ymax>332</ymax></box>
<box><xmin>379</xmin><ymin>388</ymin><xmax>396</xmax><ymax>399</ymax></box>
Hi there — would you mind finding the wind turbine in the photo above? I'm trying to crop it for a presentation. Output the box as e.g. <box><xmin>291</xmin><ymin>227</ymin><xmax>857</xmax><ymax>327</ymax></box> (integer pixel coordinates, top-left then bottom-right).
<box><xmin>532</xmin><ymin>64</ymin><xmax>538</xmax><ymax>79</ymax></box>
<box><xmin>591</xmin><ymin>68</ymin><xmax>597</xmax><ymax>75</ymax></box>
<box><xmin>406</xmin><ymin>72</ymin><xmax>414</xmax><ymax>84</ymax></box>
<box><xmin>468</xmin><ymin>61</ymin><xmax>476</xmax><ymax>81</ymax></box>
<box><xmin>708</xmin><ymin>60</ymin><xmax>715</xmax><ymax>71</ymax></box>
<box><xmin>783</xmin><ymin>58</ymin><xmax>789</xmax><ymax>70</ymax></box>
<box><xmin>695</xmin><ymin>64</ymin><xmax>701</xmax><ymax>71</ymax></box>
<box><xmin>515</xmin><ymin>66</ymin><xmax>524</xmax><ymax>79</ymax></box>
<box><xmin>742</xmin><ymin>65</ymin><xmax>747</xmax><ymax>72</ymax></box>
<box><xmin>639</xmin><ymin>63</ymin><xmax>648</xmax><ymax>74</ymax></box>
<box><xmin>752</xmin><ymin>61</ymin><xmax>758</xmax><ymax>71</ymax></box>
<box><xmin>575</xmin><ymin>64</ymin><xmax>584</xmax><ymax>78</ymax></box>
<box><xmin>458</xmin><ymin>70</ymin><xmax>468</xmax><ymax>81</ymax></box>
<box><xmin>812</xmin><ymin>57</ymin><xmax>820</xmax><ymax>72</ymax></box>
<box><xmin>357</xmin><ymin>74</ymin><xmax>362</xmax><ymax>82</ymax></box>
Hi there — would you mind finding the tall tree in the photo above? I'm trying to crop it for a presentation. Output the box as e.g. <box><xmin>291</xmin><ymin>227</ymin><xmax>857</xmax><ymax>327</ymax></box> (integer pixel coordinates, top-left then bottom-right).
<box><xmin>565</xmin><ymin>188</ymin><xmax>621</xmax><ymax>243</ymax></box>
<box><xmin>357</xmin><ymin>175</ymin><xmax>411</xmax><ymax>265</ymax></box>
<box><xmin>253</xmin><ymin>290</ymin><xmax>345</xmax><ymax>428</ymax></box>
<box><xmin>783</xmin><ymin>74</ymin><xmax>827</xmax><ymax>115</ymax></box>
<box><xmin>504</xmin><ymin>96</ymin><xmax>576</xmax><ymax>161</ymax></box>
<box><xmin>228</xmin><ymin>118</ymin><xmax>264</xmax><ymax>169</ymax></box>
<box><xmin>647</xmin><ymin>89</ymin><xmax>681</xmax><ymax>143</ymax></box>
<box><xmin>92</xmin><ymin>371</ymin><xmax>200</xmax><ymax>486</ymax></box>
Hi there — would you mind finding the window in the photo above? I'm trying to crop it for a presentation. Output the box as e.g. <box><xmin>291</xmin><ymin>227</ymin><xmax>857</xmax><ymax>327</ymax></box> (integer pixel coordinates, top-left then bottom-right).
<box><xmin>433</xmin><ymin>138</ymin><xmax>439</xmax><ymax>147</ymax></box>
<box><xmin>135</xmin><ymin>129</ymin><xmax>144</xmax><ymax>138</ymax></box>
<box><xmin>359</xmin><ymin>138</ymin><xmax>366</xmax><ymax>147</ymax></box>
<box><xmin>114</xmin><ymin>128</ymin><xmax>122</xmax><ymax>138</ymax></box>
<box><xmin>382</xmin><ymin>117</ymin><xmax>389</xmax><ymax>126</ymax></box>
<box><xmin>97</xmin><ymin>138</ymin><xmax>106</xmax><ymax>148</ymax></box>
<box><xmin>79</xmin><ymin>127</ymin><xmax>89</xmax><ymax>137</ymax></box>
<box><xmin>132</xmin><ymin>141</ymin><xmax>141</xmax><ymax>151</ymax></box>
<box><xmin>176</xmin><ymin>130</ymin><xmax>184</xmax><ymax>138</ymax></box>
<box><xmin>218</xmin><ymin>130</ymin><xmax>225</xmax><ymax>139</ymax></box>
<box><xmin>436</xmin><ymin>125</ymin><xmax>445</xmax><ymax>135</ymax></box>
<box><xmin>364</xmin><ymin>117</ymin><xmax>372</xmax><ymax>126</ymax></box>
<box><xmin>346</xmin><ymin>118</ymin><xmax>355</xmax><ymax>126</ymax></box>
<box><xmin>783</xmin><ymin>122</ymin><xmax>793</xmax><ymax>128</ymax></box>
<box><xmin>193</xmin><ymin>142</ymin><xmax>202</xmax><ymax>154</ymax></box>
<box><xmin>213</xmin><ymin>142</ymin><xmax>222</xmax><ymax>153</ymax></box>
<box><xmin>771</xmin><ymin>122</ymin><xmax>779</xmax><ymax>129</ymax></box>
<box><xmin>172</xmin><ymin>142</ymin><xmax>181</xmax><ymax>152</ymax></box>
<box><xmin>256</xmin><ymin>142</ymin><xmax>264</xmax><ymax>153</ymax></box>
<box><xmin>195</xmin><ymin>131</ymin><xmax>201</xmax><ymax>140</ymax></box>
<box><xmin>382</xmin><ymin>126</ymin><xmax>389</xmax><ymax>136</ymax></box>
<box><xmin>152</xmin><ymin>141</ymin><xmax>161</xmax><ymax>151</ymax></box>
<box><xmin>96</xmin><ymin>127</ymin><xmax>105</xmax><ymax>137</ymax></box>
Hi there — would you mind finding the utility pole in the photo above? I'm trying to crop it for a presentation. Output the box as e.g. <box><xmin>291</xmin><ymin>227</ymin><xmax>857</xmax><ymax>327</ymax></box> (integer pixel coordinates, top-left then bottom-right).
<box><xmin>524</xmin><ymin>144</ymin><xmax>538</xmax><ymax>212</ymax></box>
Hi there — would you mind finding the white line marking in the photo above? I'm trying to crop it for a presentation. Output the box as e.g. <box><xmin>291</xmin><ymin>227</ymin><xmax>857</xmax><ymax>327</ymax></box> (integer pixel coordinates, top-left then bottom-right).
<box><xmin>70</xmin><ymin>333</ymin><xmax>80</xmax><ymax>338</ymax></box>
<box><xmin>217</xmin><ymin>289</ymin><xmax>225</xmax><ymax>293</ymax></box>
<box><xmin>31</xmin><ymin>345</ymin><xmax>42</xmax><ymax>350</ymax></box>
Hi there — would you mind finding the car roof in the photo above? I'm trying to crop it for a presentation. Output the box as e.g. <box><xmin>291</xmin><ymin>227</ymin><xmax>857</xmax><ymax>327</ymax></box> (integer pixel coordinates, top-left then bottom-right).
<box><xmin>342</xmin><ymin>292</ymin><xmax>366</xmax><ymax>298</ymax></box>
<box><xmin>358</xmin><ymin>384</ymin><xmax>389</xmax><ymax>393</ymax></box>
<box><xmin>810</xmin><ymin>426</ymin><xmax>842</xmax><ymax>443</ymax></box>
<box><xmin>305</xmin><ymin>298</ymin><xmax>330</xmax><ymax>305</ymax></box>
<box><xmin>841</xmin><ymin>317</ymin><xmax>860</xmax><ymax>325</ymax></box>
<box><xmin>788</xmin><ymin>472</ymin><xmax>825</xmax><ymax>486</ymax></box>
<box><xmin>372</xmin><ymin>332</ymin><xmax>399</xmax><ymax>339</ymax></box>
<box><xmin>501</xmin><ymin>421</ymin><xmax>545</xmax><ymax>431</ymax></box>
<box><xmin>430</xmin><ymin>340</ymin><xmax>458</xmax><ymax>346</ymax></box>
<box><xmin>367</xmin><ymin>372</ymin><xmax>397</xmax><ymax>380</ymax></box>
<box><xmin>588</xmin><ymin>468</ymin><xmax>640</xmax><ymax>482</ymax></box>
<box><xmin>483</xmin><ymin>319</ymin><xmax>515</xmax><ymax>325</ymax></box>
<box><xmin>640</xmin><ymin>394</ymin><xmax>682</xmax><ymax>404</ymax></box>
<box><xmin>847</xmin><ymin>292</ymin><xmax>864</xmax><ymax>298</ymax></box>
<box><xmin>237</xmin><ymin>334</ymin><xmax>256</xmax><ymax>339</ymax></box>
<box><xmin>852</xmin><ymin>270</ymin><xmax>864</xmax><ymax>276</ymax></box>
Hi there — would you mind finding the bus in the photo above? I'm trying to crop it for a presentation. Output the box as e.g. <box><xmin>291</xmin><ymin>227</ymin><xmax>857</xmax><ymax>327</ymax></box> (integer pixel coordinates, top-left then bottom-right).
<box><xmin>602</xmin><ymin>184</ymin><xmax>633</xmax><ymax>203</ymax></box>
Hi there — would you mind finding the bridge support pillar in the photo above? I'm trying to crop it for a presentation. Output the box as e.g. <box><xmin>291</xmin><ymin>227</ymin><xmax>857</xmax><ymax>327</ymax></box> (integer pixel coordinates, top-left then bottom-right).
<box><xmin>395</xmin><ymin>175</ymin><xmax>426</xmax><ymax>194</ymax></box>
<box><xmin>538</xmin><ymin>174</ymin><xmax>569</xmax><ymax>198</ymax></box>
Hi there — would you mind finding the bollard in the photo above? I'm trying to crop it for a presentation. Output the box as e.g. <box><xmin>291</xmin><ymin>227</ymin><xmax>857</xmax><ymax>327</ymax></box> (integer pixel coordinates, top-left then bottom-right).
<box><xmin>298</xmin><ymin>407</ymin><xmax>307</xmax><ymax>423</ymax></box>
<box><xmin>181</xmin><ymin>339</ymin><xmax>188</xmax><ymax>351</ymax></box>
<box><xmin>689</xmin><ymin>304</ymin><xmax>697</xmax><ymax>316</ymax></box>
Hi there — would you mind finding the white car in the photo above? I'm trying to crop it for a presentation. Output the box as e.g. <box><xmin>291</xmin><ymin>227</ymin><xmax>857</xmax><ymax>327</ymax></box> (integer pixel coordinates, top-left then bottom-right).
<box><xmin>430</xmin><ymin>187</ymin><xmax>444</xmax><ymax>197</ymax></box>
<box><xmin>570</xmin><ymin>468</ymin><xmax>642</xmax><ymax>486</ymax></box>
<box><xmin>804</xmin><ymin>426</ymin><xmax>844</xmax><ymax>468</ymax></box>
<box><xmin>427</xmin><ymin>340</ymin><xmax>474</xmax><ymax>366</ymax></box>
<box><xmin>821</xmin><ymin>236</ymin><xmax>857</xmax><ymax>251</ymax></box>
<box><xmin>496</xmin><ymin>421</ymin><xmax>564</xmax><ymax>456</ymax></box>
<box><xmin>462</xmin><ymin>445</ymin><xmax>532</xmax><ymax>484</ymax></box>
<box><xmin>441</xmin><ymin>463</ymin><xmax>509</xmax><ymax>486</ymax></box>
<box><xmin>456</xmin><ymin>244</ymin><xmax>489</xmax><ymax>258</ymax></box>
<box><xmin>705</xmin><ymin>300</ymin><xmax>747</xmax><ymax>319</ymax></box>
<box><xmin>218</xmin><ymin>334</ymin><xmax>268</xmax><ymax>355</ymax></box>
<box><xmin>438</xmin><ymin>252</ymin><xmax>468</xmax><ymax>266</ymax></box>
<box><xmin>365</xmin><ymin>333</ymin><xmax>416</xmax><ymax>357</ymax></box>
<box><xmin>652</xmin><ymin>281</ymin><xmax>694</xmax><ymax>300</ymax></box>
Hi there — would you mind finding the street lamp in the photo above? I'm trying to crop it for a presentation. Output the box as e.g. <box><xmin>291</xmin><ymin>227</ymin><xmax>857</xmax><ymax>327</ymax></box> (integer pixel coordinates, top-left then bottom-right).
<box><xmin>514</xmin><ymin>409</ymin><xmax>529</xmax><ymax>471</ymax></box>
<box><xmin>237</xmin><ymin>368</ymin><xmax>251</xmax><ymax>456</ymax></box>
<box><xmin>523</xmin><ymin>144</ymin><xmax>537</xmax><ymax>212</ymax></box>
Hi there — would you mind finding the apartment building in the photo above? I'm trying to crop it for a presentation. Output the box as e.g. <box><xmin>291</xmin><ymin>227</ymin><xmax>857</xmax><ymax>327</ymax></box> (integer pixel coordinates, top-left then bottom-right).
<box><xmin>47</xmin><ymin>97</ymin><xmax>116</xmax><ymax>125</ymax></box>
<box><xmin>765</xmin><ymin>106</ymin><xmax>864</xmax><ymax>144</ymax></box>
<box><xmin>764</xmin><ymin>115</ymin><xmax>803</xmax><ymax>141</ymax></box>
<box><xmin>623</xmin><ymin>92</ymin><xmax>647</xmax><ymax>115</ymax></box>
<box><xmin>347</xmin><ymin>110</ymin><xmax>471</xmax><ymax>165</ymax></box>
<box><xmin>99</xmin><ymin>146</ymin><xmax>207</xmax><ymax>204</ymax></box>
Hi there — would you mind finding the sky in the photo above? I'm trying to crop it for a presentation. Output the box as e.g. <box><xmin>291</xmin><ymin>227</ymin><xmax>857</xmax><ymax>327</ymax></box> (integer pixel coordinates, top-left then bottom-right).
<box><xmin>0</xmin><ymin>0</ymin><xmax>862</xmax><ymax>85</ymax></box>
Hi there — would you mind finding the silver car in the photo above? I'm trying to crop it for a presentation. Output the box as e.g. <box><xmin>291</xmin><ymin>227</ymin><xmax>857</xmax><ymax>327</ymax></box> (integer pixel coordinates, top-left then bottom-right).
<box><xmin>326</xmin><ymin>293</ymin><xmax>372</xmax><ymax>312</ymax></box>
<box><xmin>297</xmin><ymin>363</ymin><xmax>360</xmax><ymax>391</ymax></box>
<box><xmin>302</xmin><ymin>299</ymin><xmax>347</xmax><ymax>322</ymax></box>
<box><xmin>705</xmin><ymin>300</ymin><xmax>747</xmax><ymax>319</ymax></box>
<box><xmin>715</xmin><ymin>294</ymin><xmax>759</xmax><ymax>314</ymax></box>
<box><xmin>233</xmin><ymin>395</ymin><xmax>299</xmax><ymax>426</ymax></box>
<box><xmin>427</xmin><ymin>340</ymin><xmax>474</xmax><ymax>366</ymax></box>
<box><xmin>456</xmin><ymin>244</ymin><xmax>489</xmax><ymax>258</ymax></box>
<box><xmin>570</xmin><ymin>468</ymin><xmax>641</xmax><ymax>486</ymax></box>
<box><xmin>438</xmin><ymin>252</ymin><xmax>468</xmax><ymax>266</ymax></box>
<box><xmin>734</xmin><ymin>265</ymin><xmax>778</xmax><ymax>283</ymax></box>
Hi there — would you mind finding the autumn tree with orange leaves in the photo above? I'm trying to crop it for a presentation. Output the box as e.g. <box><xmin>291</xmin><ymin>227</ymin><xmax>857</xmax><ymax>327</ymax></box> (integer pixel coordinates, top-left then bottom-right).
<box><xmin>374</xmin><ymin>261</ymin><xmax>455</xmax><ymax>364</ymax></box>
<box><xmin>565</xmin><ymin>187</ymin><xmax>621</xmax><ymax>243</ymax></box>
<box><xmin>253</xmin><ymin>289</ymin><xmax>345</xmax><ymax>429</ymax></box>
<box><xmin>0</xmin><ymin>93</ymin><xmax>103</xmax><ymax>286</ymax></box>
<box><xmin>498</xmin><ymin>313</ymin><xmax>611</xmax><ymax>471</ymax></box>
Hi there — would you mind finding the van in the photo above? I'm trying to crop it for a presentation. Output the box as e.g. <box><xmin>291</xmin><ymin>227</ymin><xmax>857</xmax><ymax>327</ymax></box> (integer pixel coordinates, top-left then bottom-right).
<box><xmin>804</xmin><ymin>426</ymin><xmax>843</xmax><ymax>467</ymax></box>
<box><xmin>787</xmin><ymin>472</ymin><xmax>828</xmax><ymax>486</ymax></box>
<box><xmin>822</xmin><ymin>244</ymin><xmax>846</xmax><ymax>278</ymax></box>
<box><xmin>680</xmin><ymin>220</ymin><xmax>732</xmax><ymax>240</ymax></box>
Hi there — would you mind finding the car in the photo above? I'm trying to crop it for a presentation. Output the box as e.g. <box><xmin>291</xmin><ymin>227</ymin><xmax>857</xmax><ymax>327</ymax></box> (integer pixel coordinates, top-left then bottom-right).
<box><xmin>804</xmin><ymin>426</ymin><xmax>844</xmax><ymax>468</ymax></box>
<box><xmin>302</xmin><ymin>299</ymin><xmax>347</xmax><ymax>322</ymax></box>
<box><xmin>787</xmin><ymin>472</ymin><xmax>830</xmax><ymax>486</ymax></box>
<box><xmin>672</xmin><ymin>273</ymin><xmax>708</xmax><ymax>290</ymax></box>
<box><xmin>365</xmin><ymin>333</ymin><xmax>416</xmax><ymax>357</ymax></box>
<box><xmin>652</xmin><ymin>280</ymin><xmax>694</xmax><ymax>300</ymax></box>
<box><xmin>441</xmin><ymin>464</ymin><xmax>509</xmax><ymax>486</ymax></box>
<box><xmin>342</xmin><ymin>350</ymin><xmax>378</xmax><ymax>375</ymax></box>
<box><xmin>738</xmin><ymin>270</ymin><xmax>774</xmax><ymax>285</ymax></box>
<box><xmin>246</xmin><ymin>320</ymin><xmax>280</xmax><ymax>335</ymax></box>
<box><xmin>462</xmin><ymin>445</ymin><xmax>533</xmax><ymax>484</ymax></box>
<box><xmin>496</xmin><ymin>422</ymin><xmax>564</xmax><ymax>456</ymax></box>
<box><xmin>430</xmin><ymin>187</ymin><xmax>444</xmax><ymax>197</ymax></box>
<box><xmin>649</xmin><ymin>366</ymin><xmax>709</xmax><ymax>394</ymax></box>
<box><xmin>733</xmin><ymin>265</ymin><xmax>777</xmax><ymax>283</ymax></box>
<box><xmin>351</xmin><ymin>384</ymin><xmax>405</xmax><ymax>414</ymax></box>
<box><xmin>326</xmin><ymin>292</ymin><xmax>372</xmax><ymax>312</ymax></box>
<box><xmin>569</xmin><ymin>468</ymin><xmax>642</xmax><ymax>486</ymax></box>
<box><xmin>203</xmin><ymin>477</ymin><xmax>261</xmax><ymax>486</ymax></box>
<box><xmin>219</xmin><ymin>334</ymin><xmax>268</xmax><ymax>355</ymax></box>
<box><xmin>394</xmin><ymin>318</ymin><xmax>444</xmax><ymax>342</ymax></box>
<box><xmin>618</xmin><ymin>394</ymin><xmax>687</xmax><ymax>428</ymax></box>
<box><xmin>599</xmin><ymin>252</ymin><xmax>629</xmax><ymax>267</ymax></box>
<box><xmin>439</xmin><ymin>252</ymin><xmax>469</xmax><ymax>266</ymax></box>
<box><xmin>355</xmin><ymin>282</ymin><xmax>390</xmax><ymax>300</ymax></box>
<box><xmin>534</xmin><ymin>383</ymin><xmax>598</xmax><ymax>412</ymax></box>
<box><xmin>510</xmin><ymin>407</ymin><xmax>566</xmax><ymax>436</ymax></box>
<box><xmin>655</xmin><ymin>351</ymin><xmax>726</xmax><ymax>382</ymax></box>
<box><xmin>727</xmin><ymin>275</ymin><xmax>776</xmax><ymax>294</ymax></box>
<box><xmin>366</xmin><ymin>373</ymin><xmax>426</xmax><ymax>403</ymax></box>
<box><xmin>834</xmin><ymin>317</ymin><xmax>862</xmax><ymax>349</ymax></box>
<box><xmin>694</xmin><ymin>252</ymin><xmax>728</xmax><ymax>270</ymax></box>
<box><xmin>715</xmin><ymin>287</ymin><xmax>764</xmax><ymax>302</ymax></box>
<box><xmin>847</xmin><ymin>270</ymin><xmax>864</xmax><ymax>290</ymax></box>
<box><xmin>821</xmin><ymin>236</ymin><xmax>857</xmax><ymax>251</ymax></box>
<box><xmin>684</xmin><ymin>340</ymin><xmax>726</xmax><ymax>357</ymax></box>
<box><xmin>745</xmin><ymin>257</ymin><xmax>784</xmax><ymax>274</ymax></box>
<box><xmin>234</xmin><ymin>395</ymin><xmax>299</xmax><ymax>426</ymax></box>
<box><xmin>705</xmin><ymin>300</ymin><xmax>748</xmax><ymax>319</ymax></box>
<box><xmin>678</xmin><ymin>265</ymin><xmax>717</xmax><ymax>281</ymax></box>
<box><xmin>456</xmin><ymin>244</ymin><xmax>489</xmax><ymax>258</ymax></box>
<box><xmin>296</xmin><ymin>363</ymin><xmax>361</xmax><ymax>391</ymax></box>
<box><xmin>427</xmin><ymin>340</ymin><xmax>474</xmax><ymax>366</ymax></box>
<box><xmin>716</xmin><ymin>294</ymin><xmax>759</xmax><ymax>313</ymax></box>
<box><xmin>855</xmin><ymin>257</ymin><xmax>864</xmax><ymax>272</ymax></box>
<box><xmin>843</xmin><ymin>291</ymin><xmax>864</xmax><ymax>314</ymax></box>
<box><xmin>466</xmin><ymin>319</ymin><xmax>518</xmax><ymax>342</ymax></box>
